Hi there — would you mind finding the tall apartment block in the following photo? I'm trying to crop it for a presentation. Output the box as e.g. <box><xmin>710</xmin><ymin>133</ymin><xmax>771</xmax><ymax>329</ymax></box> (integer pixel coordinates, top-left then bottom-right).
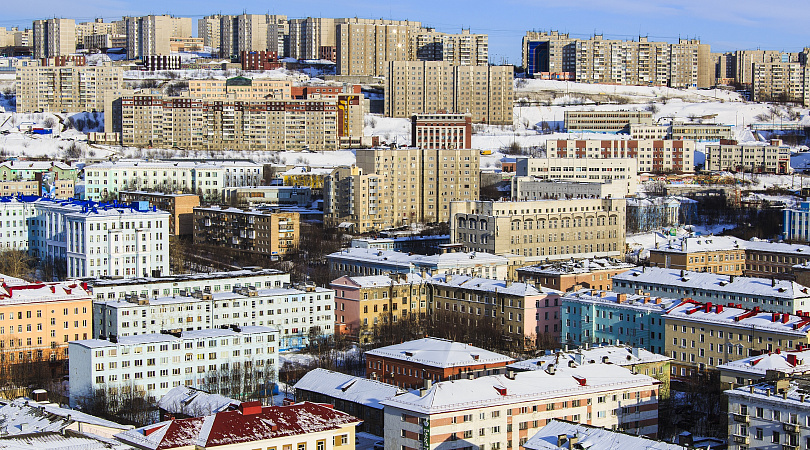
<box><xmin>752</xmin><ymin>61</ymin><xmax>810</xmax><ymax>105</ymax></box>
<box><xmin>74</xmin><ymin>19</ymin><xmax>116</xmax><ymax>49</ymax></box>
<box><xmin>288</xmin><ymin>17</ymin><xmax>338</xmax><ymax>60</ymax></box>
<box><xmin>124</xmin><ymin>15</ymin><xmax>192</xmax><ymax>59</ymax></box>
<box><xmin>15</xmin><ymin>64</ymin><xmax>122</xmax><ymax>113</ymax></box>
<box><xmin>336</xmin><ymin>20</ymin><xmax>421</xmax><ymax>77</ymax></box>
<box><xmin>0</xmin><ymin>27</ymin><xmax>32</xmax><ymax>48</ymax></box>
<box><xmin>522</xmin><ymin>32</ymin><xmax>714</xmax><ymax>88</ymax></box>
<box><xmin>198</xmin><ymin>15</ymin><xmax>222</xmax><ymax>54</ymax></box>
<box><xmin>32</xmin><ymin>19</ymin><xmax>76</xmax><ymax>59</ymax></box>
<box><xmin>413</xmin><ymin>28</ymin><xmax>488</xmax><ymax>66</ymax></box>
<box><xmin>450</xmin><ymin>198</ymin><xmax>627</xmax><ymax>263</ymax></box>
<box><xmin>384</xmin><ymin>61</ymin><xmax>513</xmax><ymax>124</ymax></box>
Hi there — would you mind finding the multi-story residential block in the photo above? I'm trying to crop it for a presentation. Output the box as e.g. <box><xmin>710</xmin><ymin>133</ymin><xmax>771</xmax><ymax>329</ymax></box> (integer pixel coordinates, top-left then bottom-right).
<box><xmin>15</xmin><ymin>64</ymin><xmax>122</xmax><ymax>113</ymax></box>
<box><xmin>124</xmin><ymin>15</ymin><xmax>192</xmax><ymax>59</ymax></box>
<box><xmin>92</xmin><ymin>283</ymin><xmax>334</xmax><ymax>351</ymax></box>
<box><xmin>187</xmin><ymin>77</ymin><xmax>291</xmax><ymax>100</ymax></box>
<box><xmin>281</xmin><ymin>166</ymin><xmax>333</xmax><ymax>191</ymax></box>
<box><xmin>384</xmin><ymin>61</ymin><xmax>513</xmax><ymax>125</ymax></box>
<box><xmin>0</xmin><ymin>27</ymin><xmax>32</xmax><ymax>49</ymax></box>
<box><xmin>366</xmin><ymin>337</ymin><xmax>514</xmax><ymax>388</ymax></box>
<box><xmin>785</xmin><ymin>201</ymin><xmax>810</xmax><ymax>244</ymax></box>
<box><xmin>413</xmin><ymin>28</ymin><xmax>488</xmax><ymax>66</ymax></box>
<box><xmin>74</xmin><ymin>19</ymin><xmax>116</xmax><ymax>48</ymax></box>
<box><xmin>330</xmin><ymin>273</ymin><xmax>428</xmax><ymax>340</ymax></box>
<box><xmin>198</xmin><ymin>15</ymin><xmax>222</xmax><ymax>54</ymax></box>
<box><xmin>564</xmin><ymin>110</ymin><xmax>653</xmax><ymax>133</ymax></box>
<box><xmin>219</xmin><ymin>14</ymin><xmax>268</xmax><ymax>57</ymax></box>
<box><xmin>545</xmin><ymin>139</ymin><xmax>694</xmax><ymax>173</ymax></box>
<box><xmin>0</xmin><ymin>161</ymin><xmax>78</xmax><ymax>182</ymax></box>
<box><xmin>116</xmin><ymin>401</ymin><xmax>360</xmax><ymax>450</ymax></box>
<box><xmin>560</xmin><ymin>289</ymin><xmax>677</xmax><ymax>354</ymax></box>
<box><xmin>383</xmin><ymin>363</ymin><xmax>660</xmax><ymax>450</ymax></box>
<box><xmin>295</xmin><ymin>368</ymin><xmax>404</xmax><ymax>437</ymax></box>
<box><xmin>336</xmin><ymin>20</ymin><xmax>421</xmax><ymax>77</ymax></box>
<box><xmin>734</xmin><ymin>49</ymin><xmax>795</xmax><ymax>86</ymax></box>
<box><xmin>0</xmin><ymin>279</ymin><xmax>92</xmax><ymax>365</ymax></box>
<box><xmin>288</xmin><ymin>17</ymin><xmax>338</xmax><ymax>60</ymax></box>
<box><xmin>648</xmin><ymin>235</ymin><xmax>810</xmax><ymax>280</ymax></box>
<box><xmin>118</xmin><ymin>191</ymin><xmax>200</xmax><ymax>236</ymax></box>
<box><xmin>85</xmin><ymin>268</ymin><xmax>290</xmax><ymax>301</ymax></box>
<box><xmin>194</xmin><ymin>207</ymin><xmax>299</xmax><ymax>260</ymax></box>
<box><xmin>429</xmin><ymin>274</ymin><xmax>563</xmax><ymax>349</ymax></box>
<box><xmin>516</xmin><ymin>258</ymin><xmax>636</xmax><ymax>292</ymax></box>
<box><xmin>511</xmin><ymin>177</ymin><xmax>631</xmax><ymax>200</ymax></box>
<box><xmin>718</xmin><ymin>348</ymin><xmax>810</xmax><ymax>389</ymax></box>
<box><xmin>83</xmin><ymin>160</ymin><xmax>263</xmax><ymax>202</ymax></box>
<box><xmin>450</xmin><ymin>198</ymin><xmax>626</xmax><ymax>263</ymax></box>
<box><xmin>223</xmin><ymin>186</ymin><xmax>311</xmax><ymax>207</ymax></box>
<box><xmin>665</xmin><ymin>300</ymin><xmax>810</xmax><ymax>377</ymax></box>
<box><xmin>327</xmin><ymin>248</ymin><xmax>510</xmax><ymax>280</ymax></box>
<box><xmin>614</xmin><ymin>267</ymin><xmax>810</xmax><ymax>314</ymax></box>
<box><xmin>240</xmin><ymin>50</ymin><xmax>283</xmax><ymax>70</ymax></box>
<box><xmin>726</xmin><ymin>380</ymin><xmax>810</xmax><ymax>450</ymax></box>
<box><xmin>0</xmin><ymin>197</ymin><xmax>36</xmax><ymax>250</ymax></box>
<box><xmin>515</xmin><ymin>157</ymin><xmax>639</xmax><ymax>197</ymax></box>
<box><xmin>669</xmin><ymin>121</ymin><xmax>735</xmax><ymax>141</ymax></box>
<box><xmin>411</xmin><ymin>113</ymin><xmax>472</xmax><ymax>150</ymax></box>
<box><xmin>0</xmin><ymin>180</ymin><xmax>38</xmax><ymax>197</ymax></box>
<box><xmin>32</xmin><ymin>18</ymin><xmax>75</xmax><ymax>59</ymax></box>
<box><xmin>25</xmin><ymin>198</ymin><xmax>170</xmax><ymax>279</ymax></box>
<box><xmin>704</xmin><ymin>139</ymin><xmax>792</xmax><ymax>174</ymax></box>
<box><xmin>69</xmin><ymin>326</ymin><xmax>279</xmax><ymax>407</ymax></box>
<box><xmin>752</xmin><ymin>61</ymin><xmax>810</xmax><ymax>105</ymax></box>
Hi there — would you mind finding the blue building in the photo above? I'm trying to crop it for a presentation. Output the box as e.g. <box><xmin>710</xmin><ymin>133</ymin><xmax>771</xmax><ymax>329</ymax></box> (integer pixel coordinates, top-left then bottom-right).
<box><xmin>560</xmin><ymin>289</ymin><xmax>678</xmax><ymax>355</ymax></box>
<box><xmin>784</xmin><ymin>201</ymin><xmax>810</xmax><ymax>243</ymax></box>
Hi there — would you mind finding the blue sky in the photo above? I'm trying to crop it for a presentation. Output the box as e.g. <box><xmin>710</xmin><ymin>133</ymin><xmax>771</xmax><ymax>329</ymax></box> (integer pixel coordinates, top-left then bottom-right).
<box><xmin>4</xmin><ymin>0</ymin><xmax>808</xmax><ymax>65</ymax></box>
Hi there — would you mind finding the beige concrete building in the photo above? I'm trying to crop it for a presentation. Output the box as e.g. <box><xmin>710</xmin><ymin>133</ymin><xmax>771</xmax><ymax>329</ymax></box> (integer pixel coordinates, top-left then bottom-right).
<box><xmin>288</xmin><ymin>17</ymin><xmax>337</xmax><ymax>60</ymax></box>
<box><xmin>83</xmin><ymin>33</ymin><xmax>126</xmax><ymax>51</ymax></box>
<box><xmin>74</xmin><ymin>19</ymin><xmax>116</xmax><ymax>48</ymax></box>
<box><xmin>564</xmin><ymin>110</ymin><xmax>653</xmax><ymax>133</ymax></box>
<box><xmin>669</xmin><ymin>122</ymin><xmax>734</xmax><ymax>141</ymax></box>
<box><xmin>411</xmin><ymin>113</ymin><xmax>472</xmax><ymax>150</ymax></box>
<box><xmin>704</xmin><ymin>139</ymin><xmax>792</xmax><ymax>174</ymax></box>
<box><xmin>0</xmin><ymin>27</ymin><xmax>31</xmax><ymax>48</ymax></box>
<box><xmin>384</xmin><ymin>61</ymin><xmax>513</xmax><ymax>124</ymax></box>
<box><xmin>33</xmin><ymin>18</ymin><xmax>75</xmax><ymax>59</ymax></box>
<box><xmin>194</xmin><ymin>207</ymin><xmax>299</xmax><ymax>260</ymax></box>
<box><xmin>336</xmin><ymin>20</ymin><xmax>421</xmax><ymax>77</ymax></box>
<box><xmin>450</xmin><ymin>198</ymin><xmax>627</xmax><ymax>263</ymax></box>
<box><xmin>735</xmin><ymin>49</ymin><xmax>795</xmax><ymax>87</ymax></box>
<box><xmin>515</xmin><ymin>157</ymin><xmax>639</xmax><ymax>194</ymax></box>
<box><xmin>412</xmin><ymin>28</ymin><xmax>488</xmax><ymax>66</ymax></box>
<box><xmin>124</xmin><ymin>15</ymin><xmax>192</xmax><ymax>59</ymax></box>
<box><xmin>545</xmin><ymin>139</ymin><xmax>694</xmax><ymax>174</ymax></box>
<box><xmin>511</xmin><ymin>177</ymin><xmax>630</xmax><ymax>201</ymax></box>
<box><xmin>325</xmin><ymin>147</ymin><xmax>479</xmax><ymax>231</ymax></box>
<box><xmin>197</xmin><ymin>15</ymin><xmax>222</xmax><ymax>54</ymax></box>
<box><xmin>16</xmin><ymin>64</ymin><xmax>122</xmax><ymax>113</ymax></box>
<box><xmin>217</xmin><ymin>14</ymin><xmax>286</xmax><ymax>58</ymax></box>
<box><xmin>187</xmin><ymin>77</ymin><xmax>292</xmax><ymax>100</ymax></box>
<box><xmin>752</xmin><ymin>61</ymin><xmax>810</xmax><ymax>105</ymax></box>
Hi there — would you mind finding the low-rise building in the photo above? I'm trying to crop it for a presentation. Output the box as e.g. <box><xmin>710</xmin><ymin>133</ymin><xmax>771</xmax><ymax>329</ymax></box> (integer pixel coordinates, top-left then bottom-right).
<box><xmin>327</xmin><ymin>248</ymin><xmax>510</xmax><ymax>280</ymax></box>
<box><xmin>718</xmin><ymin>348</ymin><xmax>810</xmax><ymax>389</ymax></box>
<box><xmin>726</xmin><ymin>380</ymin><xmax>810</xmax><ymax>450</ymax></box>
<box><xmin>515</xmin><ymin>157</ymin><xmax>639</xmax><ymax>191</ymax></box>
<box><xmin>545</xmin><ymin>139</ymin><xmax>694</xmax><ymax>174</ymax></box>
<box><xmin>669</xmin><ymin>122</ymin><xmax>734</xmax><ymax>141</ymax></box>
<box><xmin>511</xmin><ymin>177</ymin><xmax>630</xmax><ymax>200</ymax></box>
<box><xmin>350</xmin><ymin>235</ymin><xmax>451</xmax><ymax>254</ymax></box>
<box><xmin>118</xmin><ymin>191</ymin><xmax>200</xmax><ymax>236</ymax></box>
<box><xmin>69</xmin><ymin>325</ymin><xmax>280</xmax><ymax>408</ymax></box>
<box><xmin>194</xmin><ymin>207</ymin><xmax>299</xmax><ymax>260</ymax></box>
<box><xmin>115</xmin><ymin>401</ymin><xmax>360</xmax><ymax>450</ymax></box>
<box><xmin>0</xmin><ymin>161</ymin><xmax>78</xmax><ymax>182</ymax></box>
<box><xmin>0</xmin><ymin>180</ymin><xmax>38</xmax><ymax>197</ymax></box>
<box><xmin>157</xmin><ymin>385</ymin><xmax>239</xmax><ymax>420</ymax></box>
<box><xmin>614</xmin><ymin>267</ymin><xmax>810</xmax><ymax>314</ymax></box>
<box><xmin>411</xmin><ymin>113</ymin><xmax>472</xmax><ymax>150</ymax></box>
<box><xmin>560</xmin><ymin>289</ymin><xmax>677</xmax><ymax>354</ymax></box>
<box><xmin>524</xmin><ymin>419</ymin><xmax>685</xmax><ymax>450</ymax></box>
<box><xmin>365</xmin><ymin>337</ymin><xmax>514</xmax><ymax>388</ymax></box>
<box><xmin>382</xmin><ymin>363</ymin><xmax>661</xmax><ymax>450</ymax></box>
<box><xmin>516</xmin><ymin>258</ymin><xmax>636</xmax><ymax>292</ymax></box>
<box><xmin>295</xmin><ymin>368</ymin><xmax>405</xmax><ymax>437</ymax></box>
<box><xmin>223</xmin><ymin>186</ymin><xmax>311</xmax><ymax>207</ymax></box>
<box><xmin>92</xmin><ymin>284</ymin><xmax>334</xmax><ymax>351</ymax></box>
<box><xmin>0</xmin><ymin>397</ymin><xmax>132</xmax><ymax>438</ymax></box>
<box><xmin>626</xmin><ymin>197</ymin><xmax>684</xmax><ymax>233</ymax></box>
<box><xmin>564</xmin><ymin>110</ymin><xmax>653</xmax><ymax>133</ymax></box>
<box><xmin>704</xmin><ymin>139</ymin><xmax>792</xmax><ymax>174</ymax></box>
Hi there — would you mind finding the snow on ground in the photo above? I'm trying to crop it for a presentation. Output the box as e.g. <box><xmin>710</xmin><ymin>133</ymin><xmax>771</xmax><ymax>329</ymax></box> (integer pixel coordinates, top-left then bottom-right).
<box><xmin>626</xmin><ymin>224</ymin><xmax>734</xmax><ymax>260</ymax></box>
<box><xmin>0</xmin><ymin>111</ymin><xmax>110</xmax><ymax>159</ymax></box>
<box><xmin>122</xmin><ymin>67</ymin><xmax>311</xmax><ymax>81</ymax></box>
<box><xmin>517</xmin><ymin>79</ymin><xmax>744</xmax><ymax>103</ymax></box>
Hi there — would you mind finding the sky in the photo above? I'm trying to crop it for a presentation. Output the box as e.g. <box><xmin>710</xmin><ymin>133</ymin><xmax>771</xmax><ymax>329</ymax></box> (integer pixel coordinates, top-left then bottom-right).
<box><xmin>3</xmin><ymin>0</ymin><xmax>809</xmax><ymax>65</ymax></box>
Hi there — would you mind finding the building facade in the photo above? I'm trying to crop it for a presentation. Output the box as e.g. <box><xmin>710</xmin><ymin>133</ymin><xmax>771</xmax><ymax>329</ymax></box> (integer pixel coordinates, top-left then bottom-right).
<box><xmin>194</xmin><ymin>207</ymin><xmax>299</xmax><ymax>260</ymax></box>
<box><xmin>411</xmin><ymin>113</ymin><xmax>472</xmax><ymax>150</ymax></box>
<box><xmin>118</xmin><ymin>191</ymin><xmax>200</xmax><ymax>236</ymax></box>
<box><xmin>726</xmin><ymin>381</ymin><xmax>810</xmax><ymax>450</ymax></box>
<box><xmin>515</xmin><ymin>157</ymin><xmax>639</xmax><ymax>193</ymax></box>
<box><xmin>545</xmin><ymin>139</ymin><xmax>694</xmax><ymax>174</ymax></box>
<box><xmin>516</xmin><ymin>259</ymin><xmax>636</xmax><ymax>292</ymax></box>
<box><xmin>33</xmin><ymin>19</ymin><xmax>75</xmax><ymax>59</ymax></box>
<box><xmin>704</xmin><ymin>139</ymin><xmax>792</xmax><ymax>174</ymax></box>
<box><xmin>15</xmin><ymin>64</ymin><xmax>122</xmax><ymax>113</ymax></box>
<box><xmin>564</xmin><ymin>110</ymin><xmax>653</xmax><ymax>133</ymax></box>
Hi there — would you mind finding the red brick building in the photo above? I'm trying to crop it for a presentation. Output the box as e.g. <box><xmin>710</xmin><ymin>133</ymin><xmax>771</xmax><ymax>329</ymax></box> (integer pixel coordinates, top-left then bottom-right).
<box><xmin>365</xmin><ymin>337</ymin><xmax>514</xmax><ymax>389</ymax></box>
<box><xmin>411</xmin><ymin>113</ymin><xmax>472</xmax><ymax>150</ymax></box>
<box><xmin>241</xmin><ymin>51</ymin><xmax>283</xmax><ymax>71</ymax></box>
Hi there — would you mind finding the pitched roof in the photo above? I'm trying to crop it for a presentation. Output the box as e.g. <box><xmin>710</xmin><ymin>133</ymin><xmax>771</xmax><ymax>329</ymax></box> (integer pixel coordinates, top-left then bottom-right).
<box><xmin>157</xmin><ymin>386</ymin><xmax>240</xmax><ymax>417</ymax></box>
<box><xmin>509</xmin><ymin>345</ymin><xmax>671</xmax><ymax>372</ymax></box>
<box><xmin>365</xmin><ymin>337</ymin><xmax>514</xmax><ymax>369</ymax></box>
<box><xmin>294</xmin><ymin>368</ymin><xmax>408</xmax><ymax>409</ymax></box>
<box><xmin>0</xmin><ymin>398</ymin><xmax>131</xmax><ymax>435</ymax></box>
<box><xmin>523</xmin><ymin>419</ymin><xmax>686</xmax><ymax>450</ymax></box>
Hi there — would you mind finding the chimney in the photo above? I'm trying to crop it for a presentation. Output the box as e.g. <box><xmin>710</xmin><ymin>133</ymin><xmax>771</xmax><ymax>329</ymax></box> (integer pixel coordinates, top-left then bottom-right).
<box><xmin>568</xmin><ymin>436</ymin><xmax>579</xmax><ymax>449</ymax></box>
<box><xmin>557</xmin><ymin>434</ymin><xmax>568</xmax><ymax>448</ymax></box>
<box><xmin>716</xmin><ymin>304</ymin><xmax>723</xmax><ymax>314</ymax></box>
<box><xmin>772</xmin><ymin>278</ymin><xmax>776</xmax><ymax>287</ymax></box>
<box><xmin>655</xmin><ymin>298</ymin><xmax>662</xmax><ymax>304</ymax></box>
<box><xmin>617</xmin><ymin>293</ymin><xmax>627</xmax><ymax>303</ymax></box>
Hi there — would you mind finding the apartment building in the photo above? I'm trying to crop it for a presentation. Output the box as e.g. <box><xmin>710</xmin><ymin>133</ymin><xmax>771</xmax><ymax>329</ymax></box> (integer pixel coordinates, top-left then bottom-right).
<box><xmin>670</xmin><ymin>122</ymin><xmax>734</xmax><ymax>141</ymax></box>
<box><xmin>450</xmin><ymin>198</ymin><xmax>626</xmax><ymax>263</ymax></box>
<box><xmin>118</xmin><ymin>191</ymin><xmax>199</xmax><ymax>236</ymax></box>
<box><xmin>219</xmin><ymin>14</ymin><xmax>267</xmax><ymax>57</ymax></box>
<box><xmin>735</xmin><ymin>49</ymin><xmax>800</xmax><ymax>87</ymax></box>
<box><xmin>411</xmin><ymin>113</ymin><xmax>472</xmax><ymax>150</ymax></box>
<box><xmin>516</xmin><ymin>258</ymin><xmax>636</xmax><ymax>292</ymax></box>
<box><xmin>198</xmin><ymin>15</ymin><xmax>222</xmax><ymax>54</ymax></box>
<box><xmin>515</xmin><ymin>157</ymin><xmax>639</xmax><ymax>192</ymax></box>
<box><xmin>93</xmin><ymin>284</ymin><xmax>334</xmax><ymax>351</ymax></box>
<box><xmin>193</xmin><ymin>207</ymin><xmax>298</xmax><ymax>260</ymax></box>
<box><xmin>27</xmin><ymin>198</ymin><xmax>170</xmax><ymax>279</ymax></box>
<box><xmin>511</xmin><ymin>177</ymin><xmax>630</xmax><ymax>200</ymax></box>
<box><xmin>718</xmin><ymin>348</ymin><xmax>810</xmax><ymax>389</ymax></box>
<box><xmin>383</xmin><ymin>364</ymin><xmax>660</xmax><ymax>450</ymax></box>
<box><xmin>32</xmin><ymin>19</ymin><xmax>75</xmax><ymax>59</ymax></box>
<box><xmin>83</xmin><ymin>33</ymin><xmax>126</xmax><ymax>51</ymax></box>
<box><xmin>785</xmin><ymin>201</ymin><xmax>810</xmax><ymax>244</ymax></box>
<box><xmin>336</xmin><ymin>20</ymin><xmax>421</xmax><ymax>77</ymax></box>
<box><xmin>726</xmin><ymin>381</ymin><xmax>810</xmax><ymax>450</ymax></box>
<box><xmin>0</xmin><ymin>180</ymin><xmax>38</xmax><ymax>197</ymax></box>
<box><xmin>526</xmin><ymin>420</ymin><xmax>684</xmax><ymax>450</ymax></box>
<box><xmin>413</xmin><ymin>28</ymin><xmax>488</xmax><ymax>66</ymax></box>
<box><xmin>648</xmin><ymin>235</ymin><xmax>810</xmax><ymax>280</ymax></box>
<box><xmin>330</xmin><ymin>273</ymin><xmax>428</xmax><ymax>341</ymax></box>
<box><xmin>564</xmin><ymin>110</ymin><xmax>653</xmax><ymax>133</ymax></box>
<box><xmin>523</xmin><ymin>32</ymin><xmax>713</xmax><ymax>88</ymax></box>
<box><xmin>366</xmin><ymin>337</ymin><xmax>514</xmax><ymax>387</ymax></box>
<box><xmin>69</xmin><ymin>326</ymin><xmax>280</xmax><ymax>407</ymax></box>
<box><xmin>704</xmin><ymin>139</ymin><xmax>792</xmax><ymax>174</ymax></box>
<box><xmin>0</xmin><ymin>279</ymin><xmax>92</xmax><ymax>364</ymax></box>
<box><xmin>614</xmin><ymin>267</ymin><xmax>810</xmax><ymax>314</ymax></box>
<box><xmin>0</xmin><ymin>27</ymin><xmax>32</xmax><ymax>49</ymax></box>
<box><xmin>223</xmin><ymin>186</ymin><xmax>311</xmax><ymax>207</ymax></box>
<box><xmin>350</xmin><ymin>234</ymin><xmax>450</xmax><ymax>254</ymax></box>
<box><xmin>124</xmin><ymin>15</ymin><xmax>192</xmax><ymax>59</ymax></box>
<box><xmin>0</xmin><ymin>198</ymin><xmax>36</xmax><ymax>250</ymax></box>
<box><xmin>560</xmin><ymin>289</ymin><xmax>677</xmax><ymax>354</ymax></box>
<box><xmin>83</xmin><ymin>160</ymin><xmax>263</xmax><ymax>202</ymax></box>
<box><xmin>665</xmin><ymin>300</ymin><xmax>810</xmax><ymax>378</ymax></box>
<box><xmin>545</xmin><ymin>139</ymin><xmax>694</xmax><ymax>174</ymax></box>
<box><xmin>15</xmin><ymin>64</ymin><xmax>122</xmax><ymax>113</ymax></box>
<box><xmin>116</xmin><ymin>401</ymin><xmax>359</xmax><ymax>450</ymax></box>
<box><xmin>74</xmin><ymin>19</ymin><xmax>116</xmax><ymax>48</ymax></box>
<box><xmin>86</xmin><ymin>268</ymin><xmax>290</xmax><ymax>301</ymax></box>
<box><xmin>428</xmin><ymin>274</ymin><xmax>563</xmax><ymax>350</ymax></box>
<box><xmin>384</xmin><ymin>61</ymin><xmax>513</xmax><ymax>125</ymax></box>
<box><xmin>324</xmin><ymin>147</ymin><xmax>479</xmax><ymax>231</ymax></box>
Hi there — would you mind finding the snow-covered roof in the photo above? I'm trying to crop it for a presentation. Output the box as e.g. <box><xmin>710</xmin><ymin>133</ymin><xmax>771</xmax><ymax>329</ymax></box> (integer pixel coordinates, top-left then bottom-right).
<box><xmin>85</xmin><ymin>268</ymin><xmax>285</xmax><ymax>288</ymax></box>
<box><xmin>21</xmin><ymin>197</ymin><xmax>169</xmax><ymax>219</ymax></box>
<box><xmin>0</xmin><ymin>161</ymin><xmax>74</xmax><ymax>171</ymax></box>
<box><xmin>72</xmin><ymin>326</ymin><xmax>279</xmax><ymax>349</ymax></box>
<box><xmin>281</xmin><ymin>166</ymin><xmax>335</xmax><ymax>176</ymax></box>
<box><xmin>157</xmin><ymin>386</ymin><xmax>239</xmax><ymax>417</ymax></box>
<box><xmin>0</xmin><ymin>280</ymin><xmax>91</xmax><ymax>306</ymax></box>
<box><xmin>294</xmin><ymin>368</ymin><xmax>408</xmax><ymax>410</ymax></box>
<box><xmin>429</xmin><ymin>274</ymin><xmax>556</xmax><ymax>297</ymax></box>
<box><xmin>509</xmin><ymin>345</ymin><xmax>671</xmax><ymax>372</ymax></box>
<box><xmin>718</xmin><ymin>348</ymin><xmax>810</xmax><ymax>377</ymax></box>
<box><xmin>381</xmin><ymin>364</ymin><xmax>657</xmax><ymax>415</ymax></box>
<box><xmin>84</xmin><ymin>160</ymin><xmax>261</xmax><ymax>170</ymax></box>
<box><xmin>331</xmin><ymin>273</ymin><xmax>426</xmax><ymax>288</ymax></box>
<box><xmin>415</xmin><ymin>252</ymin><xmax>508</xmax><ymax>268</ymax></box>
<box><xmin>651</xmin><ymin>235</ymin><xmax>810</xmax><ymax>255</ymax></box>
<box><xmin>523</xmin><ymin>419</ymin><xmax>686</xmax><ymax>450</ymax></box>
<box><xmin>0</xmin><ymin>398</ymin><xmax>131</xmax><ymax>435</ymax></box>
<box><xmin>115</xmin><ymin>402</ymin><xmax>360</xmax><ymax>450</ymax></box>
<box><xmin>365</xmin><ymin>337</ymin><xmax>514</xmax><ymax>369</ymax></box>
<box><xmin>562</xmin><ymin>289</ymin><xmax>679</xmax><ymax>313</ymax></box>
<box><xmin>666</xmin><ymin>300</ymin><xmax>810</xmax><ymax>335</ymax></box>
<box><xmin>725</xmin><ymin>381</ymin><xmax>810</xmax><ymax>408</ymax></box>
<box><xmin>0</xmin><ymin>431</ymin><xmax>132</xmax><ymax>450</ymax></box>
<box><xmin>517</xmin><ymin>258</ymin><xmax>636</xmax><ymax>276</ymax></box>
<box><xmin>614</xmin><ymin>267</ymin><xmax>810</xmax><ymax>300</ymax></box>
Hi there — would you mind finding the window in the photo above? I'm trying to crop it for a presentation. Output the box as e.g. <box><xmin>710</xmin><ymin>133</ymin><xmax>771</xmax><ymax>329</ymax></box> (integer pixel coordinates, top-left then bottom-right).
<box><xmin>772</xmin><ymin>431</ymin><xmax>780</xmax><ymax>443</ymax></box>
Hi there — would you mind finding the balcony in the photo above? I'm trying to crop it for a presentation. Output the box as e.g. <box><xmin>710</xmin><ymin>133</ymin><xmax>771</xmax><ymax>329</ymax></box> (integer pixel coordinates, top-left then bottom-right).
<box><xmin>783</xmin><ymin>422</ymin><xmax>800</xmax><ymax>433</ymax></box>
<box><xmin>732</xmin><ymin>413</ymin><xmax>749</xmax><ymax>423</ymax></box>
<box><xmin>783</xmin><ymin>445</ymin><xmax>799</xmax><ymax>450</ymax></box>
<box><xmin>732</xmin><ymin>435</ymin><xmax>749</xmax><ymax>445</ymax></box>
